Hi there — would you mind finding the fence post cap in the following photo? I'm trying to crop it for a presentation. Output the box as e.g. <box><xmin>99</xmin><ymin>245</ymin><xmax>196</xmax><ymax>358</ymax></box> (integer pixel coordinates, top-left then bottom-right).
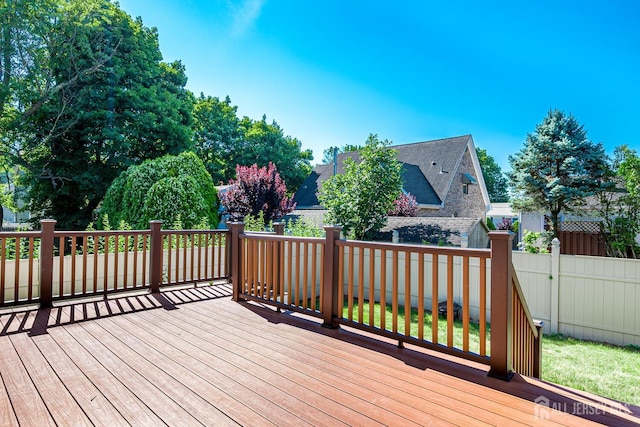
<box><xmin>323</xmin><ymin>224</ymin><xmax>343</xmax><ymax>231</ymax></box>
<box><xmin>488</xmin><ymin>230</ymin><xmax>514</xmax><ymax>240</ymax></box>
<box><xmin>551</xmin><ymin>238</ymin><xmax>560</xmax><ymax>247</ymax></box>
<box><xmin>40</xmin><ymin>219</ymin><xmax>57</xmax><ymax>224</ymax></box>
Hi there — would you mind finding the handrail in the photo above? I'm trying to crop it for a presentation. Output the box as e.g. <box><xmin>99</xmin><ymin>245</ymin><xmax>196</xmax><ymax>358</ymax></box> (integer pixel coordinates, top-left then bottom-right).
<box><xmin>512</xmin><ymin>266</ymin><xmax>539</xmax><ymax>339</ymax></box>
<box><xmin>337</xmin><ymin>238</ymin><xmax>491</xmax><ymax>258</ymax></box>
<box><xmin>0</xmin><ymin>220</ymin><xmax>230</xmax><ymax>308</ymax></box>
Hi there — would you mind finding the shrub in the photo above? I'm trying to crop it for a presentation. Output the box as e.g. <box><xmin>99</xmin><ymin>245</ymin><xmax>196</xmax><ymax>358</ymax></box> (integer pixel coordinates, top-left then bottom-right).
<box><xmin>221</xmin><ymin>162</ymin><xmax>294</xmax><ymax>222</ymax></box>
<box><xmin>100</xmin><ymin>152</ymin><xmax>218</xmax><ymax>229</ymax></box>
<box><xmin>388</xmin><ymin>192</ymin><xmax>419</xmax><ymax>217</ymax></box>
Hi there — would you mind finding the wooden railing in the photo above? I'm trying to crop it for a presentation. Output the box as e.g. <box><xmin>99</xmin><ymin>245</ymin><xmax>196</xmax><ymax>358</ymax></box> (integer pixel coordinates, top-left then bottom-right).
<box><xmin>0</xmin><ymin>219</ymin><xmax>229</xmax><ymax>308</ymax></box>
<box><xmin>161</xmin><ymin>229</ymin><xmax>228</xmax><ymax>286</ymax></box>
<box><xmin>511</xmin><ymin>271</ymin><xmax>543</xmax><ymax>377</ymax></box>
<box><xmin>229</xmin><ymin>223</ymin><xmax>542</xmax><ymax>380</ymax></box>
<box><xmin>231</xmin><ymin>223</ymin><xmax>326</xmax><ymax>316</ymax></box>
<box><xmin>1</xmin><ymin>219</ymin><xmax>541</xmax><ymax>379</ymax></box>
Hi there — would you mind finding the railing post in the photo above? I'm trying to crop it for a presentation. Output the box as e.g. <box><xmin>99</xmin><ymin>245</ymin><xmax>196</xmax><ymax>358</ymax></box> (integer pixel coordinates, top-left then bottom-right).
<box><xmin>39</xmin><ymin>219</ymin><xmax>56</xmax><ymax>308</ymax></box>
<box><xmin>273</xmin><ymin>222</ymin><xmax>285</xmax><ymax>235</ymax></box>
<box><xmin>488</xmin><ymin>231</ymin><xmax>514</xmax><ymax>381</ymax></box>
<box><xmin>229</xmin><ymin>222</ymin><xmax>245</xmax><ymax>301</ymax></box>
<box><xmin>322</xmin><ymin>225</ymin><xmax>342</xmax><ymax>329</ymax></box>
<box><xmin>533</xmin><ymin>320</ymin><xmax>544</xmax><ymax>378</ymax></box>
<box><xmin>550</xmin><ymin>238</ymin><xmax>560</xmax><ymax>334</ymax></box>
<box><xmin>149</xmin><ymin>220</ymin><xmax>163</xmax><ymax>293</ymax></box>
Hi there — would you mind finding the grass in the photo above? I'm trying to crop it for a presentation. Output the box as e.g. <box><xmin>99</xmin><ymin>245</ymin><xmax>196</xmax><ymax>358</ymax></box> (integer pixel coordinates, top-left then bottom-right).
<box><xmin>340</xmin><ymin>300</ymin><xmax>640</xmax><ymax>405</ymax></box>
<box><xmin>341</xmin><ymin>300</ymin><xmax>490</xmax><ymax>356</ymax></box>
<box><xmin>541</xmin><ymin>334</ymin><xmax>640</xmax><ymax>405</ymax></box>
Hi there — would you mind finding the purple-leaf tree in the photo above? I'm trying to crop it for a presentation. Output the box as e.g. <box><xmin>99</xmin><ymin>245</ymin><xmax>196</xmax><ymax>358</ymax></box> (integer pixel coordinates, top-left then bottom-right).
<box><xmin>221</xmin><ymin>162</ymin><xmax>295</xmax><ymax>222</ymax></box>
<box><xmin>388</xmin><ymin>192</ymin><xmax>419</xmax><ymax>217</ymax></box>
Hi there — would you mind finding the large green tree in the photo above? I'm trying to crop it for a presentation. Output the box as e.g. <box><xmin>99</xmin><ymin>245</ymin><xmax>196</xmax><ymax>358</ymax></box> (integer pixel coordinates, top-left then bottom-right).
<box><xmin>192</xmin><ymin>94</ymin><xmax>241</xmax><ymax>184</ymax></box>
<box><xmin>100</xmin><ymin>152</ymin><xmax>218</xmax><ymax>230</ymax></box>
<box><xmin>192</xmin><ymin>96</ymin><xmax>312</xmax><ymax>192</ymax></box>
<box><xmin>15</xmin><ymin>0</ymin><xmax>193</xmax><ymax>229</ymax></box>
<box><xmin>476</xmin><ymin>147</ymin><xmax>509</xmax><ymax>203</ymax></box>
<box><xmin>508</xmin><ymin>110</ymin><xmax>608</xmax><ymax>238</ymax></box>
<box><xmin>319</xmin><ymin>134</ymin><xmax>403</xmax><ymax>240</ymax></box>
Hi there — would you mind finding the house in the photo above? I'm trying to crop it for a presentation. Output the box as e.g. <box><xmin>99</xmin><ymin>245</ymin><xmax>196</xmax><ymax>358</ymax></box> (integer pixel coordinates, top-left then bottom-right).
<box><xmin>291</xmin><ymin>135</ymin><xmax>492</xmax><ymax>247</ymax></box>
<box><xmin>294</xmin><ymin>135</ymin><xmax>490</xmax><ymax>217</ymax></box>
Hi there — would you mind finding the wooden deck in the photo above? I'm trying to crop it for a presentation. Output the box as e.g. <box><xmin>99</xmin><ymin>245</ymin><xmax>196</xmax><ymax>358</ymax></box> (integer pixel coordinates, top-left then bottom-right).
<box><xmin>0</xmin><ymin>284</ymin><xmax>638</xmax><ymax>426</ymax></box>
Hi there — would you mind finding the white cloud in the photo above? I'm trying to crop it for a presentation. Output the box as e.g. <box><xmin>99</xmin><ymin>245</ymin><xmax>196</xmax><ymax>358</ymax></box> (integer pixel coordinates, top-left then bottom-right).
<box><xmin>229</xmin><ymin>0</ymin><xmax>266</xmax><ymax>37</ymax></box>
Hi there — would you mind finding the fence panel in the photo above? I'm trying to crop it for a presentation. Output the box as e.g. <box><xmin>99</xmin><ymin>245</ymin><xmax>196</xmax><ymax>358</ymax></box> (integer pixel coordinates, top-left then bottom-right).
<box><xmin>512</xmin><ymin>249</ymin><xmax>640</xmax><ymax>346</ymax></box>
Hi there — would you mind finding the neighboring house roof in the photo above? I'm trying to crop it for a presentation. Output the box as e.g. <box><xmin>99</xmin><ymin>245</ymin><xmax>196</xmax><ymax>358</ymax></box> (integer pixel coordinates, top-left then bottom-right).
<box><xmin>293</xmin><ymin>135</ymin><xmax>491</xmax><ymax>210</ymax></box>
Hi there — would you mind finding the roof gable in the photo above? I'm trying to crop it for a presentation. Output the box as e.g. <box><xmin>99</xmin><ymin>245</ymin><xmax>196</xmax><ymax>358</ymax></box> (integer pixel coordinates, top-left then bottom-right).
<box><xmin>293</xmin><ymin>134</ymin><xmax>490</xmax><ymax>209</ymax></box>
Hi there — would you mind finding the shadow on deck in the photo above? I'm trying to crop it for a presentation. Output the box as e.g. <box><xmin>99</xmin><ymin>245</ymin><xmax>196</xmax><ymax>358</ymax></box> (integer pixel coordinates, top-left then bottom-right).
<box><xmin>0</xmin><ymin>283</ymin><xmax>638</xmax><ymax>426</ymax></box>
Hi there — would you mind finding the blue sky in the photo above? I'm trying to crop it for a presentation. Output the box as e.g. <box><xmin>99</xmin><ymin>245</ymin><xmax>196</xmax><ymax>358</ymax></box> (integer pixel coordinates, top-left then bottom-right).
<box><xmin>118</xmin><ymin>0</ymin><xmax>640</xmax><ymax>171</ymax></box>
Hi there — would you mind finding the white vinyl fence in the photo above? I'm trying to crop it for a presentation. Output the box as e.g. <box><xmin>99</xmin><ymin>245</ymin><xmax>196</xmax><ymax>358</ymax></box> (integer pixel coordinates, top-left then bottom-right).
<box><xmin>513</xmin><ymin>240</ymin><xmax>640</xmax><ymax>346</ymax></box>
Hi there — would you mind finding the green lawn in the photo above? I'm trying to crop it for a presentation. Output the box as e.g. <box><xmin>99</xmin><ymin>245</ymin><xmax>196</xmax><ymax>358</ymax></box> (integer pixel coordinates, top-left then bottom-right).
<box><xmin>542</xmin><ymin>334</ymin><xmax>640</xmax><ymax>405</ymax></box>
<box><xmin>341</xmin><ymin>301</ymin><xmax>640</xmax><ymax>405</ymax></box>
<box><xmin>341</xmin><ymin>299</ymin><xmax>489</xmax><ymax>355</ymax></box>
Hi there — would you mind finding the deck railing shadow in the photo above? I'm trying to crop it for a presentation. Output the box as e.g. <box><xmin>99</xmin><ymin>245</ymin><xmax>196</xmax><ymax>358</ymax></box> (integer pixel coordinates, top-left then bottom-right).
<box><xmin>229</xmin><ymin>222</ymin><xmax>542</xmax><ymax>380</ymax></box>
<box><xmin>0</xmin><ymin>283</ymin><xmax>232</xmax><ymax>337</ymax></box>
<box><xmin>238</xmin><ymin>298</ymin><xmax>639</xmax><ymax>425</ymax></box>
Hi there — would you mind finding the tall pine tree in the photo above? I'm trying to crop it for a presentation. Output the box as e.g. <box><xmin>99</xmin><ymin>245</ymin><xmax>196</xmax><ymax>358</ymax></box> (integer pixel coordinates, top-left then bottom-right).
<box><xmin>508</xmin><ymin>110</ymin><xmax>608</xmax><ymax>237</ymax></box>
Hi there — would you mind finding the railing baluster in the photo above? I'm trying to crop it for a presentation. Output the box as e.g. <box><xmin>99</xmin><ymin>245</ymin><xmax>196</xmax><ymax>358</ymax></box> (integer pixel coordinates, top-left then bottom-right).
<box><xmin>347</xmin><ymin>247</ymin><xmax>354</xmax><ymax>321</ymax></box>
<box><xmin>462</xmin><ymin>256</ymin><xmax>470</xmax><ymax>352</ymax></box>
<box><xmin>309</xmin><ymin>242</ymin><xmax>315</xmax><ymax>309</ymax></box>
<box><xmin>302</xmin><ymin>242</ymin><xmax>308</xmax><ymax>309</ymax></box>
<box><xmin>392</xmin><ymin>249</ymin><xmax>398</xmax><ymax>334</ymax></box>
<box><xmin>0</xmin><ymin>237</ymin><xmax>6</xmax><ymax>304</ymax></box>
<box><xmin>14</xmin><ymin>237</ymin><xmax>20</xmax><ymax>302</ymax></box>
<box><xmin>479</xmin><ymin>257</ymin><xmax>487</xmax><ymax>356</ymax></box>
<box><xmin>70</xmin><ymin>236</ymin><xmax>76</xmax><ymax>295</ymax></box>
<box><xmin>404</xmin><ymin>250</ymin><xmax>411</xmax><ymax>337</ymax></box>
<box><xmin>357</xmin><ymin>246</ymin><xmax>364</xmax><ymax>324</ymax></box>
<box><xmin>431</xmin><ymin>253</ymin><xmax>438</xmax><ymax>345</ymax></box>
<box><xmin>446</xmin><ymin>254</ymin><xmax>454</xmax><ymax>348</ymax></box>
<box><xmin>418</xmin><ymin>252</ymin><xmax>425</xmax><ymax>340</ymax></box>
<box><xmin>28</xmin><ymin>238</ymin><xmax>35</xmax><ymax>301</ymax></box>
<box><xmin>60</xmin><ymin>237</ymin><xmax>66</xmax><ymax>297</ymax></box>
<box><xmin>113</xmin><ymin>235</ymin><xmax>119</xmax><ymax>290</ymax></box>
<box><xmin>287</xmin><ymin>240</ymin><xmax>293</xmax><ymax>304</ymax></box>
<box><xmin>82</xmin><ymin>236</ymin><xmax>88</xmax><ymax>294</ymax></box>
<box><xmin>123</xmin><ymin>235</ymin><xmax>129</xmax><ymax>289</ymax></box>
<box><xmin>368</xmin><ymin>248</ymin><xmax>375</xmax><ymax>327</ymax></box>
<box><xmin>379</xmin><ymin>249</ymin><xmax>386</xmax><ymax>331</ymax></box>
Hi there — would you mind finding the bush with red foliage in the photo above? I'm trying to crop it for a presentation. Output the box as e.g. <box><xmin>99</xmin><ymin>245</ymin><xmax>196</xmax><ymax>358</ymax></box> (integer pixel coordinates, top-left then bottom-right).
<box><xmin>221</xmin><ymin>162</ymin><xmax>295</xmax><ymax>222</ymax></box>
<box><xmin>388</xmin><ymin>192</ymin><xmax>419</xmax><ymax>217</ymax></box>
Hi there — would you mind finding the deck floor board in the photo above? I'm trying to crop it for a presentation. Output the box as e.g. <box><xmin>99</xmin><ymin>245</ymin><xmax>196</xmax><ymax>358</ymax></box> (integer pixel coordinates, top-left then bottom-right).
<box><xmin>0</xmin><ymin>283</ymin><xmax>638</xmax><ymax>426</ymax></box>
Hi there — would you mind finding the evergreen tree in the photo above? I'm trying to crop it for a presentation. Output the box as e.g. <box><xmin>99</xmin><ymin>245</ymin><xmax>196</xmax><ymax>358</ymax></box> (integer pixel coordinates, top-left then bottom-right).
<box><xmin>508</xmin><ymin>110</ymin><xmax>608</xmax><ymax>237</ymax></box>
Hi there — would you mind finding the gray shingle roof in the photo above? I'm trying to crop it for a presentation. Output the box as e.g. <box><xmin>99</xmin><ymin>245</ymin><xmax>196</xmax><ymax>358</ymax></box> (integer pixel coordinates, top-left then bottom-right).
<box><xmin>292</xmin><ymin>135</ymin><xmax>472</xmax><ymax>208</ymax></box>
